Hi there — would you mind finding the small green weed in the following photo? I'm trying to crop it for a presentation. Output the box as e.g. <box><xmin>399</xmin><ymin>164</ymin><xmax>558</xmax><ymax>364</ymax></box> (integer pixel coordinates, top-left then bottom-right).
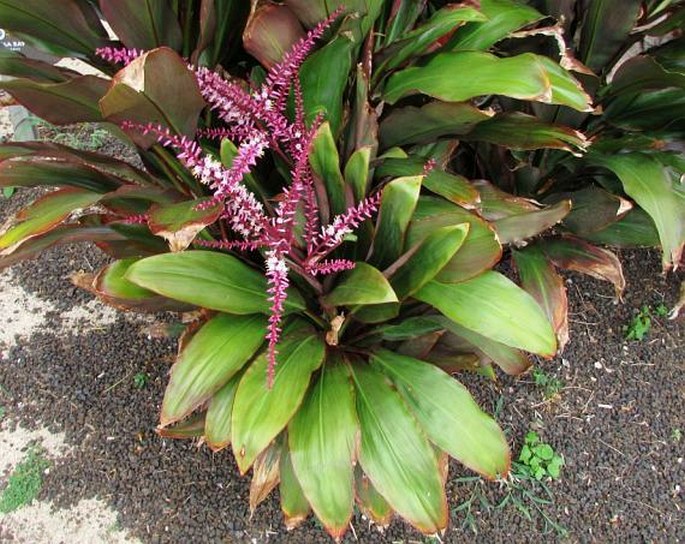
<box><xmin>0</xmin><ymin>405</ymin><xmax>5</xmax><ymax>421</ymax></box>
<box><xmin>624</xmin><ymin>303</ymin><xmax>670</xmax><ymax>341</ymax></box>
<box><xmin>531</xmin><ymin>368</ymin><xmax>564</xmax><ymax>399</ymax></box>
<box><xmin>453</xmin><ymin>473</ymin><xmax>567</xmax><ymax>537</ymax></box>
<box><xmin>518</xmin><ymin>431</ymin><xmax>564</xmax><ymax>480</ymax></box>
<box><xmin>0</xmin><ymin>447</ymin><xmax>50</xmax><ymax>513</ymax></box>
<box><xmin>671</xmin><ymin>428</ymin><xmax>682</xmax><ymax>443</ymax></box>
<box><xmin>1</xmin><ymin>187</ymin><xmax>15</xmax><ymax>199</ymax></box>
<box><xmin>133</xmin><ymin>372</ymin><xmax>149</xmax><ymax>390</ymax></box>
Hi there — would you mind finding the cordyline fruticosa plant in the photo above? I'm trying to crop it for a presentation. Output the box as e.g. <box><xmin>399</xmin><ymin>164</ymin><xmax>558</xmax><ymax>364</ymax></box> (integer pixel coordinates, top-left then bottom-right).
<box><xmin>0</xmin><ymin>0</ymin><xmax>683</xmax><ymax>538</ymax></box>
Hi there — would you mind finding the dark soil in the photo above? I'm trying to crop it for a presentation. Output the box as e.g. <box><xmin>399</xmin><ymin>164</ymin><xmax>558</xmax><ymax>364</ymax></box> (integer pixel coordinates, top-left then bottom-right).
<box><xmin>0</xmin><ymin>127</ymin><xmax>683</xmax><ymax>543</ymax></box>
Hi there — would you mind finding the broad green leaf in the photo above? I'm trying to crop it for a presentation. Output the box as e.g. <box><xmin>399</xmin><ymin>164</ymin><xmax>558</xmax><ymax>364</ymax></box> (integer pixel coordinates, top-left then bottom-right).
<box><xmin>584</xmin><ymin>208</ymin><xmax>660</xmax><ymax>247</ymax></box>
<box><xmin>371</xmin><ymin>350</ymin><xmax>510</xmax><ymax>478</ymax></box>
<box><xmin>350</xmin><ymin>363</ymin><xmax>447</xmax><ymax>534</ymax></box>
<box><xmin>415</xmin><ymin>272</ymin><xmax>558</xmax><ymax>356</ymax></box>
<box><xmin>384</xmin><ymin>52</ymin><xmax>592</xmax><ymax>112</ymax></box>
<box><xmin>249</xmin><ymin>439</ymin><xmax>283</xmax><ymax>513</ymax></box>
<box><xmin>243</xmin><ymin>3</ymin><xmax>304</xmax><ymax>68</ymax></box>
<box><xmin>601</xmin><ymin>55</ymin><xmax>685</xmax><ymax>99</ymax></box>
<box><xmin>280</xmin><ymin>449</ymin><xmax>311</xmax><ymax>530</ymax></box>
<box><xmin>435</xmin><ymin>319</ymin><xmax>531</xmax><ymax>375</ymax></box>
<box><xmin>355</xmin><ymin>466</ymin><xmax>393</xmax><ymax>527</ymax></box>
<box><xmin>467</xmin><ymin>112</ymin><xmax>589</xmax><ymax>155</ymax></box>
<box><xmin>376</xmin><ymin>158</ymin><xmax>480</xmax><ymax>210</ymax></box>
<box><xmin>100</xmin><ymin>48</ymin><xmax>205</xmax><ymax>148</ymax></box>
<box><xmin>448</xmin><ymin>0</ymin><xmax>543</xmax><ymax>51</ymax></box>
<box><xmin>379</xmin><ymin>101</ymin><xmax>494</xmax><ymax>149</ymax></box>
<box><xmin>603</xmin><ymin>87</ymin><xmax>685</xmax><ymax>135</ymax></box>
<box><xmin>204</xmin><ymin>372</ymin><xmax>242</xmax><ymax>452</ymax></box>
<box><xmin>587</xmin><ymin>153</ymin><xmax>685</xmax><ymax>270</ymax></box>
<box><xmin>300</xmin><ymin>36</ymin><xmax>354</xmax><ymax>137</ymax></box>
<box><xmin>0</xmin><ymin>0</ymin><xmax>107</xmax><ymax>56</ymax></box>
<box><xmin>375</xmin><ymin>4</ymin><xmax>486</xmax><ymax>74</ymax></box>
<box><xmin>324</xmin><ymin>262</ymin><xmax>398</xmax><ymax>307</ymax></box>
<box><xmin>579</xmin><ymin>0</ymin><xmax>642</xmax><ymax>72</ymax></box>
<box><xmin>160</xmin><ymin>314</ymin><xmax>266</xmax><ymax>426</ymax></box>
<box><xmin>231</xmin><ymin>330</ymin><xmax>325</xmax><ymax>473</ymax></box>
<box><xmin>309</xmin><ymin>122</ymin><xmax>347</xmax><ymax>217</ymax></box>
<box><xmin>371</xmin><ymin>176</ymin><xmax>422</xmax><ymax>269</ymax></box>
<box><xmin>559</xmin><ymin>186</ymin><xmax>633</xmax><ymax>236</ymax></box>
<box><xmin>289</xmin><ymin>362</ymin><xmax>358</xmax><ymax>539</ymax></box>
<box><xmin>91</xmin><ymin>257</ymin><xmax>193</xmax><ymax>312</ymax></box>
<box><xmin>382</xmin><ymin>0</ymin><xmax>424</xmax><ymax>44</ymax></box>
<box><xmin>352</xmin><ymin>302</ymin><xmax>400</xmax><ymax>324</ymax></box>
<box><xmin>390</xmin><ymin>224</ymin><xmax>469</xmax><ymax>300</ymax></box>
<box><xmin>344</xmin><ymin>147</ymin><xmax>372</xmax><ymax>202</ymax></box>
<box><xmin>286</xmin><ymin>0</ymin><xmax>383</xmax><ymax>41</ymax></box>
<box><xmin>494</xmin><ymin>200</ymin><xmax>572</xmax><ymax>245</ymax></box>
<box><xmin>407</xmin><ymin>197</ymin><xmax>502</xmax><ymax>283</ymax></box>
<box><xmin>0</xmin><ymin>76</ymin><xmax>109</xmax><ymax>124</ymax></box>
<box><xmin>540</xmin><ymin>236</ymin><xmax>626</xmax><ymax>296</ymax></box>
<box><xmin>148</xmin><ymin>198</ymin><xmax>222</xmax><ymax>252</ymax></box>
<box><xmin>0</xmin><ymin>188</ymin><xmax>101</xmax><ymax>253</ymax></box>
<box><xmin>125</xmin><ymin>250</ymin><xmax>306</xmax><ymax>314</ymax></box>
<box><xmin>375</xmin><ymin>317</ymin><xmax>444</xmax><ymax>342</ymax></box>
<box><xmin>472</xmin><ymin>179</ymin><xmax>539</xmax><ymax>220</ymax></box>
<box><xmin>100</xmin><ymin>0</ymin><xmax>182</xmax><ymax>50</ymax></box>
<box><xmin>513</xmin><ymin>246</ymin><xmax>569</xmax><ymax>350</ymax></box>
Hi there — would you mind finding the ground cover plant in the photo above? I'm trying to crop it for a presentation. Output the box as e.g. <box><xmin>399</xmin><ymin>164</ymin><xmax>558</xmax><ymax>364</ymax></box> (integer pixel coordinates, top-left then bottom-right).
<box><xmin>0</xmin><ymin>0</ymin><xmax>682</xmax><ymax>539</ymax></box>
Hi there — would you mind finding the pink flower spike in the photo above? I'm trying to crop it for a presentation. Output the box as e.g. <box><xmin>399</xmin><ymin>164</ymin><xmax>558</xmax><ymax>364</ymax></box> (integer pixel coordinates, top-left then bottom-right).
<box><xmin>264</xmin><ymin>250</ymin><xmax>290</xmax><ymax>388</ymax></box>
<box><xmin>96</xmin><ymin>46</ymin><xmax>144</xmax><ymax>66</ymax></box>
<box><xmin>307</xmin><ymin>259</ymin><xmax>356</xmax><ymax>276</ymax></box>
<box><xmin>193</xmin><ymin>239</ymin><xmax>260</xmax><ymax>252</ymax></box>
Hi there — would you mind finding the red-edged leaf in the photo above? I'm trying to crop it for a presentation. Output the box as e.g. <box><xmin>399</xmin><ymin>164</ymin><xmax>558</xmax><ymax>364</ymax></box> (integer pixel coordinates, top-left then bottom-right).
<box><xmin>204</xmin><ymin>372</ymin><xmax>242</xmax><ymax>452</ymax></box>
<box><xmin>243</xmin><ymin>3</ymin><xmax>305</xmax><ymax>69</ymax></box>
<box><xmin>148</xmin><ymin>198</ymin><xmax>222</xmax><ymax>252</ymax></box>
<box><xmin>250</xmin><ymin>439</ymin><xmax>283</xmax><ymax>513</ymax></box>
<box><xmin>513</xmin><ymin>246</ymin><xmax>570</xmax><ymax>351</ymax></box>
<box><xmin>541</xmin><ymin>236</ymin><xmax>626</xmax><ymax>297</ymax></box>
<box><xmin>280</xmin><ymin>449</ymin><xmax>311</xmax><ymax>529</ymax></box>
<box><xmin>100</xmin><ymin>0</ymin><xmax>182</xmax><ymax>50</ymax></box>
<box><xmin>355</xmin><ymin>466</ymin><xmax>393</xmax><ymax>528</ymax></box>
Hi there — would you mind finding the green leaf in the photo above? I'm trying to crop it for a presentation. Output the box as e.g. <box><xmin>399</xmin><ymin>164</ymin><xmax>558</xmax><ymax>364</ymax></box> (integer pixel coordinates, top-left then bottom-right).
<box><xmin>354</xmin><ymin>466</ymin><xmax>393</xmax><ymax>527</ymax></box>
<box><xmin>350</xmin><ymin>363</ymin><xmax>447</xmax><ymax>534</ymax></box>
<box><xmin>494</xmin><ymin>199</ymin><xmax>572</xmax><ymax>245</ymax></box>
<box><xmin>536</xmin><ymin>444</ymin><xmax>554</xmax><ymax>461</ymax></box>
<box><xmin>126</xmin><ymin>250</ymin><xmax>306</xmax><ymax>314</ymax></box>
<box><xmin>0</xmin><ymin>50</ymin><xmax>70</xmax><ymax>83</ymax></box>
<box><xmin>100</xmin><ymin>48</ymin><xmax>205</xmax><ymax>149</ymax></box>
<box><xmin>371</xmin><ymin>350</ymin><xmax>510</xmax><ymax>479</ymax></box>
<box><xmin>148</xmin><ymin>198</ymin><xmax>222</xmax><ymax>252</ymax></box>
<box><xmin>0</xmin><ymin>76</ymin><xmax>109</xmax><ymax>125</ymax></box>
<box><xmin>0</xmin><ymin>158</ymin><xmax>123</xmax><ymax>193</ymax></box>
<box><xmin>512</xmin><ymin>246</ymin><xmax>569</xmax><ymax>350</ymax></box>
<box><xmin>157</xmin><ymin>412</ymin><xmax>206</xmax><ymax>439</ymax></box>
<box><xmin>579</xmin><ymin>0</ymin><xmax>642</xmax><ymax>72</ymax></box>
<box><xmin>91</xmin><ymin>257</ymin><xmax>192</xmax><ymax>312</ymax></box>
<box><xmin>434</xmin><ymin>318</ymin><xmax>531</xmax><ymax>375</ymax></box>
<box><xmin>407</xmin><ymin>197</ymin><xmax>502</xmax><ymax>283</ymax></box>
<box><xmin>0</xmin><ymin>0</ymin><xmax>107</xmax><ymax>57</ymax></box>
<box><xmin>289</xmin><ymin>361</ymin><xmax>358</xmax><ymax>540</ymax></box>
<box><xmin>448</xmin><ymin>0</ymin><xmax>543</xmax><ymax>51</ymax></box>
<box><xmin>371</xmin><ymin>176</ymin><xmax>422</xmax><ymax>269</ymax></box>
<box><xmin>390</xmin><ymin>224</ymin><xmax>469</xmax><ymax>300</ymax></box>
<box><xmin>279</xmin><ymin>449</ymin><xmax>311</xmax><ymax>530</ymax></box>
<box><xmin>100</xmin><ymin>0</ymin><xmax>182</xmax><ymax>50</ymax></box>
<box><xmin>160</xmin><ymin>314</ymin><xmax>266</xmax><ymax>427</ymax></box>
<box><xmin>309</xmin><ymin>122</ymin><xmax>347</xmax><ymax>217</ymax></box>
<box><xmin>379</xmin><ymin>101</ymin><xmax>493</xmax><ymax>149</ymax></box>
<box><xmin>415</xmin><ymin>272</ymin><xmax>558</xmax><ymax>356</ymax></box>
<box><xmin>0</xmin><ymin>188</ymin><xmax>101</xmax><ymax>252</ymax></box>
<box><xmin>375</xmin><ymin>317</ymin><xmax>444</xmax><ymax>341</ymax></box>
<box><xmin>584</xmin><ymin>208</ymin><xmax>660</xmax><ymax>247</ymax></box>
<box><xmin>560</xmin><ymin>186</ymin><xmax>634</xmax><ymax>236</ymax></box>
<box><xmin>300</xmin><ymin>36</ymin><xmax>354</xmax><ymax>137</ymax></box>
<box><xmin>375</xmin><ymin>4</ymin><xmax>486</xmax><ymax>74</ymax></box>
<box><xmin>231</xmin><ymin>330</ymin><xmax>325</xmax><ymax>473</ymax></box>
<box><xmin>467</xmin><ymin>112</ymin><xmax>589</xmax><ymax>155</ymax></box>
<box><xmin>344</xmin><ymin>147</ymin><xmax>372</xmax><ymax>203</ymax></box>
<box><xmin>586</xmin><ymin>153</ymin><xmax>685</xmax><ymax>271</ymax></box>
<box><xmin>383</xmin><ymin>52</ymin><xmax>592</xmax><ymax>112</ymax></box>
<box><xmin>324</xmin><ymin>262</ymin><xmax>398</xmax><ymax>307</ymax></box>
<box><xmin>204</xmin><ymin>372</ymin><xmax>242</xmax><ymax>452</ymax></box>
<box><xmin>540</xmin><ymin>236</ymin><xmax>626</xmax><ymax>297</ymax></box>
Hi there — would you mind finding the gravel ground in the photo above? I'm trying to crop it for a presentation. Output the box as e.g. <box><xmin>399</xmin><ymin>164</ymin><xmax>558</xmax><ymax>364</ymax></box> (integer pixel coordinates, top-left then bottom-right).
<box><xmin>0</xmin><ymin>126</ymin><xmax>683</xmax><ymax>543</ymax></box>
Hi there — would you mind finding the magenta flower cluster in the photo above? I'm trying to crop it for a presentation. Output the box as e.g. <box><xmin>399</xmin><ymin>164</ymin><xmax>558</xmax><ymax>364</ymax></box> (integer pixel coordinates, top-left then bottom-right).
<box><xmin>98</xmin><ymin>11</ymin><xmax>380</xmax><ymax>384</ymax></box>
